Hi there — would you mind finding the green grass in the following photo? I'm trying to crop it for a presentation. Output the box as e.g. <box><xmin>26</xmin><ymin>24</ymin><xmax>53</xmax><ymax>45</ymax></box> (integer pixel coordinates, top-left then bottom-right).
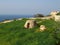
<box><xmin>0</xmin><ymin>19</ymin><xmax>60</xmax><ymax>45</ymax></box>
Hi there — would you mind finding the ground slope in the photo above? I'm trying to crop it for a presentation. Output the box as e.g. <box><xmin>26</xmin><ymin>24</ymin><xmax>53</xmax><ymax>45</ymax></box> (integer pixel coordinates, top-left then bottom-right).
<box><xmin>0</xmin><ymin>19</ymin><xmax>60</xmax><ymax>45</ymax></box>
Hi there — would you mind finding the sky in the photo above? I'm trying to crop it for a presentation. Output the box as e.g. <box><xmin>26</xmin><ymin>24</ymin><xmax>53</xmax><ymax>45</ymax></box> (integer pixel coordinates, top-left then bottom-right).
<box><xmin>0</xmin><ymin>0</ymin><xmax>60</xmax><ymax>15</ymax></box>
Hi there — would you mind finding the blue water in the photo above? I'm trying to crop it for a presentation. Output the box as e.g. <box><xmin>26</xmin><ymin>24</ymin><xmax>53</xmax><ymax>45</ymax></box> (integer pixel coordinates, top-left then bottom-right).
<box><xmin>0</xmin><ymin>15</ymin><xmax>33</xmax><ymax>22</ymax></box>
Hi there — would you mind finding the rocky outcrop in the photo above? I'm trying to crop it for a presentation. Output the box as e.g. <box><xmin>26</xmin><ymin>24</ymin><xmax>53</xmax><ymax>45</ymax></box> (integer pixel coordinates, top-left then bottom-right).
<box><xmin>55</xmin><ymin>15</ymin><xmax>60</xmax><ymax>21</ymax></box>
<box><xmin>50</xmin><ymin>11</ymin><xmax>60</xmax><ymax>21</ymax></box>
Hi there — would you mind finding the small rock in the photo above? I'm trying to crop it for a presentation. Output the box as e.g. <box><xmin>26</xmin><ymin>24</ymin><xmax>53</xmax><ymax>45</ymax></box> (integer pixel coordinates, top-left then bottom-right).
<box><xmin>40</xmin><ymin>25</ymin><xmax>46</xmax><ymax>32</ymax></box>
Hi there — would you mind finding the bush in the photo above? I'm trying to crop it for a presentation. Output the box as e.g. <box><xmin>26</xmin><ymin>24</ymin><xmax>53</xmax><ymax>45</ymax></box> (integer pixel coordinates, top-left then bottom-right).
<box><xmin>34</xmin><ymin>14</ymin><xmax>44</xmax><ymax>17</ymax></box>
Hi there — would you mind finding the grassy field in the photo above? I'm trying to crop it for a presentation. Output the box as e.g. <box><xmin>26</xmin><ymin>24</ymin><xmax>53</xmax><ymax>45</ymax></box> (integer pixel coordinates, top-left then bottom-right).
<box><xmin>0</xmin><ymin>19</ymin><xmax>60</xmax><ymax>45</ymax></box>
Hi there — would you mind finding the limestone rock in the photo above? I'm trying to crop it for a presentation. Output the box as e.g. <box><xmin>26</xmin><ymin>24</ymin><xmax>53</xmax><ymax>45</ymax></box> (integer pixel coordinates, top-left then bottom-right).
<box><xmin>55</xmin><ymin>15</ymin><xmax>60</xmax><ymax>21</ymax></box>
<box><xmin>40</xmin><ymin>25</ymin><xmax>46</xmax><ymax>32</ymax></box>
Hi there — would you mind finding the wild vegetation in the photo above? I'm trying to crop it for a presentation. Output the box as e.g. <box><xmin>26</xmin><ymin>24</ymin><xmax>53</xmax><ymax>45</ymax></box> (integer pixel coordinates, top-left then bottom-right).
<box><xmin>0</xmin><ymin>18</ymin><xmax>60</xmax><ymax>45</ymax></box>
<box><xmin>57</xmin><ymin>12</ymin><xmax>60</xmax><ymax>15</ymax></box>
<box><xmin>34</xmin><ymin>14</ymin><xmax>44</xmax><ymax>17</ymax></box>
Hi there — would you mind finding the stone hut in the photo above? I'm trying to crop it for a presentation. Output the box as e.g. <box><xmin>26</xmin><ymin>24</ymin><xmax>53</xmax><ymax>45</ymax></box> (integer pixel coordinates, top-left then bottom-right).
<box><xmin>24</xmin><ymin>20</ymin><xmax>37</xmax><ymax>28</ymax></box>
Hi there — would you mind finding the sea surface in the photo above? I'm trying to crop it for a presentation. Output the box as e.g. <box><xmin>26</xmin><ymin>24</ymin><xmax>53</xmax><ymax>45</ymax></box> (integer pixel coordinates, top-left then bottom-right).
<box><xmin>0</xmin><ymin>15</ymin><xmax>33</xmax><ymax>22</ymax></box>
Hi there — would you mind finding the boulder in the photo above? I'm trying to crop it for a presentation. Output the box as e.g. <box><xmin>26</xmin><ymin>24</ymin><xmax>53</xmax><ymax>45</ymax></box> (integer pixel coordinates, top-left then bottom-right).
<box><xmin>40</xmin><ymin>25</ymin><xmax>46</xmax><ymax>32</ymax></box>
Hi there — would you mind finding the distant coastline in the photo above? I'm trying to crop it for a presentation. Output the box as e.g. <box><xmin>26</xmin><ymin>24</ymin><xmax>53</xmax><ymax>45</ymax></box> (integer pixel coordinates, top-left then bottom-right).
<box><xmin>0</xmin><ymin>15</ymin><xmax>33</xmax><ymax>22</ymax></box>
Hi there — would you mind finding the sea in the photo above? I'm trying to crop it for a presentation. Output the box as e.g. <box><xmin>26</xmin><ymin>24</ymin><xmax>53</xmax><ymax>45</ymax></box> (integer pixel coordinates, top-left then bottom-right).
<box><xmin>0</xmin><ymin>15</ymin><xmax>33</xmax><ymax>22</ymax></box>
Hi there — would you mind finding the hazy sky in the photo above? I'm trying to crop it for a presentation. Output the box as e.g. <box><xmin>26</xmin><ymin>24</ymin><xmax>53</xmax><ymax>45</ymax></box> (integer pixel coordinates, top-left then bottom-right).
<box><xmin>0</xmin><ymin>0</ymin><xmax>60</xmax><ymax>15</ymax></box>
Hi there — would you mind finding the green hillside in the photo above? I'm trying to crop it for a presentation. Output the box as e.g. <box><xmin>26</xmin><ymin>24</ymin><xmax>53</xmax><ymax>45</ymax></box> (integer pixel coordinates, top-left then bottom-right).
<box><xmin>0</xmin><ymin>19</ymin><xmax>60</xmax><ymax>45</ymax></box>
